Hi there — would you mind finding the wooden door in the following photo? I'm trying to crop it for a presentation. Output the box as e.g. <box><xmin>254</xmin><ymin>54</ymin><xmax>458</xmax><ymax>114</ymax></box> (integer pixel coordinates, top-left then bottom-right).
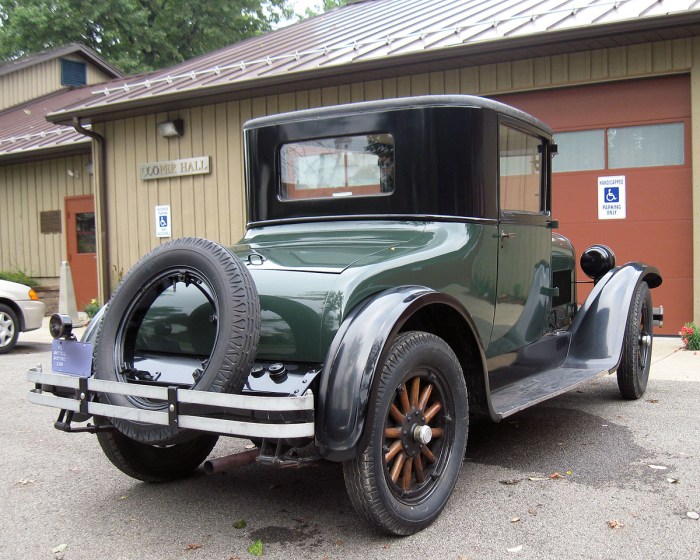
<box><xmin>66</xmin><ymin>195</ymin><xmax>98</xmax><ymax>310</ymax></box>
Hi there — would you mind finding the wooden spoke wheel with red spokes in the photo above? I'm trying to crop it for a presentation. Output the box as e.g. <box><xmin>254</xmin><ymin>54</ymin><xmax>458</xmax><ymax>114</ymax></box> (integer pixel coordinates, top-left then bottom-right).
<box><xmin>343</xmin><ymin>331</ymin><xmax>468</xmax><ymax>536</ymax></box>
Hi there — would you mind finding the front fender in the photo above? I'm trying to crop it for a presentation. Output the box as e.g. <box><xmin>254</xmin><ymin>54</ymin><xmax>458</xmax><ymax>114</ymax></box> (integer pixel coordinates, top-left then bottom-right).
<box><xmin>566</xmin><ymin>263</ymin><xmax>661</xmax><ymax>370</ymax></box>
<box><xmin>315</xmin><ymin>285</ymin><xmax>485</xmax><ymax>462</ymax></box>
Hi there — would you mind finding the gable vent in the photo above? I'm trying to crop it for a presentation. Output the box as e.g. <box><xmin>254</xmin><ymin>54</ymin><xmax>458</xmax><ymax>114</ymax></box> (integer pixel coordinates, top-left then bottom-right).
<box><xmin>61</xmin><ymin>59</ymin><xmax>86</xmax><ymax>87</ymax></box>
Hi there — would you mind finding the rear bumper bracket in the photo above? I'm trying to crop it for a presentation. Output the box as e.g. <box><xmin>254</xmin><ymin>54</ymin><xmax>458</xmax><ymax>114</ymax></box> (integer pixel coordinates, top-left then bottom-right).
<box><xmin>27</xmin><ymin>368</ymin><xmax>315</xmax><ymax>440</ymax></box>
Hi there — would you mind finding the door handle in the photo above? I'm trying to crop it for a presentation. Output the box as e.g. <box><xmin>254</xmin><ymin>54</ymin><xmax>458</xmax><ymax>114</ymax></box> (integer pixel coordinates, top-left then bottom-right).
<box><xmin>500</xmin><ymin>231</ymin><xmax>517</xmax><ymax>240</ymax></box>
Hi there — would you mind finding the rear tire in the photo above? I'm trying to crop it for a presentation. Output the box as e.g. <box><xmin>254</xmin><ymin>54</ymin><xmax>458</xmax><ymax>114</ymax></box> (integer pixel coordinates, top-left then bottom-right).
<box><xmin>617</xmin><ymin>282</ymin><xmax>652</xmax><ymax>399</ymax></box>
<box><xmin>96</xmin><ymin>425</ymin><xmax>219</xmax><ymax>483</ymax></box>
<box><xmin>0</xmin><ymin>304</ymin><xmax>19</xmax><ymax>354</ymax></box>
<box><xmin>343</xmin><ymin>331</ymin><xmax>468</xmax><ymax>535</ymax></box>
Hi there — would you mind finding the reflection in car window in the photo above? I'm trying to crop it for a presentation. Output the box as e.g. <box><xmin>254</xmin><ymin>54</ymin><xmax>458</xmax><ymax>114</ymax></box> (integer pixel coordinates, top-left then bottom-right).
<box><xmin>280</xmin><ymin>134</ymin><xmax>394</xmax><ymax>200</ymax></box>
<box><xmin>499</xmin><ymin>125</ymin><xmax>543</xmax><ymax>213</ymax></box>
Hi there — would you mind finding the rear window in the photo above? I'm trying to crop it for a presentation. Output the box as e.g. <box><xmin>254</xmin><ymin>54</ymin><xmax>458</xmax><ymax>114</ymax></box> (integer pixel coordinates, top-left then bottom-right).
<box><xmin>279</xmin><ymin>134</ymin><xmax>394</xmax><ymax>200</ymax></box>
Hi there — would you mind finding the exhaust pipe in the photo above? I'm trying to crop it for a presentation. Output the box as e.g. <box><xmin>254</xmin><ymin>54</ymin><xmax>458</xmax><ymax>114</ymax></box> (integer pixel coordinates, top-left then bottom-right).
<box><xmin>203</xmin><ymin>448</ymin><xmax>259</xmax><ymax>475</ymax></box>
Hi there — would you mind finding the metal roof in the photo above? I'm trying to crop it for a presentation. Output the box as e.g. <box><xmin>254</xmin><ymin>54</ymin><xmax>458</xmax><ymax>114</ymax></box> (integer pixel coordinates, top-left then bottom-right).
<box><xmin>0</xmin><ymin>44</ymin><xmax>124</xmax><ymax>163</ymax></box>
<box><xmin>0</xmin><ymin>43</ymin><xmax>124</xmax><ymax>80</ymax></box>
<box><xmin>0</xmin><ymin>88</ymin><xmax>93</xmax><ymax>163</ymax></box>
<box><xmin>46</xmin><ymin>0</ymin><xmax>700</xmax><ymax>124</ymax></box>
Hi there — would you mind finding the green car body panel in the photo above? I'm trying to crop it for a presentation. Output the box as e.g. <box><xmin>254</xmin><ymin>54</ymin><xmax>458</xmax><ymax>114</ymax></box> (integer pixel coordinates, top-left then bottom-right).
<box><xmin>232</xmin><ymin>220</ymin><xmax>499</xmax><ymax>363</ymax></box>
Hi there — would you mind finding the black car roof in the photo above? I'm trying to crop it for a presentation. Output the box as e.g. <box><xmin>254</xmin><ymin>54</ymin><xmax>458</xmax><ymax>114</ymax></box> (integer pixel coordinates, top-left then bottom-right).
<box><xmin>244</xmin><ymin>94</ymin><xmax>552</xmax><ymax>137</ymax></box>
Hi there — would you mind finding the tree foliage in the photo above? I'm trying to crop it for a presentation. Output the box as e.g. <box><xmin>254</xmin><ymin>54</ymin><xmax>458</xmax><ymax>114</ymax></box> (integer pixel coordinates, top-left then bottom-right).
<box><xmin>0</xmin><ymin>0</ymin><xmax>293</xmax><ymax>73</ymax></box>
<box><xmin>299</xmin><ymin>0</ymin><xmax>346</xmax><ymax>20</ymax></box>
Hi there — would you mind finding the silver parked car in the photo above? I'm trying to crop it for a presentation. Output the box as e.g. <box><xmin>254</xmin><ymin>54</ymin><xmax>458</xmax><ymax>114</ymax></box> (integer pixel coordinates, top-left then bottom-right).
<box><xmin>0</xmin><ymin>280</ymin><xmax>46</xmax><ymax>353</ymax></box>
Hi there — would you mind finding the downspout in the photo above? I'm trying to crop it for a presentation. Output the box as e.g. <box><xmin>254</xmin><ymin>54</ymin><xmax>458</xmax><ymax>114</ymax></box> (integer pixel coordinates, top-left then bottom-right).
<box><xmin>72</xmin><ymin>117</ymin><xmax>111</xmax><ymax>303</ymax></box>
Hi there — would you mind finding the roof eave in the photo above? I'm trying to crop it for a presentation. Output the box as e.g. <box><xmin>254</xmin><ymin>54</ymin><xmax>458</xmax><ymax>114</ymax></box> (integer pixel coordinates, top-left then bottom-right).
<box><xmin>0</xmin><ymin>141</ymin><xmax>91</xmax><ymax>166</ymax></box>
<box><xmin>0</xmin><ymin>43</ymin><xmax>123</xmax><ymax>80</ymax></box>
<box><xmin>47</xmin><ymin>11</ymin><xmax>700</xmax><ymax>125</ymax></box>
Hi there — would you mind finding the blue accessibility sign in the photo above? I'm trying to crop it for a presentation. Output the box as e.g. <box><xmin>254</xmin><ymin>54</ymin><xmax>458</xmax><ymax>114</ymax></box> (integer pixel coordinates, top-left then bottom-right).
<box><xmin>155</xmin><ymin>205</ymin><xmax>172</xmax><ymax>237</ymax></box>
<box><xmin>605</xmin><ymin>187</ymin><xmax>619</xmax><ymax>203</ymax></box>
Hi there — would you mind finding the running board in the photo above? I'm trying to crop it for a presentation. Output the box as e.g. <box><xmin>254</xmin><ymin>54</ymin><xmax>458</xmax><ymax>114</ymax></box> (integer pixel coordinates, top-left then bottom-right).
<box><xmin>490</xmin><ymin>366</ymin><xmax>608</xmax><ymax>420</ymax></box>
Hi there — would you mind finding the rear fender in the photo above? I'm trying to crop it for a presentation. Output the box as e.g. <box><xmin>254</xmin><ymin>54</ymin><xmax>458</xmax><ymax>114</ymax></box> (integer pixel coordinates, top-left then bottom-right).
<box><xmin>566</xmin><ymin>263</ymin><xmax>661</xmax><ymax>370</ymax></box>
<box><xmin>316</xmin><ymin>285</ymin><xmax>488</xmax><ymax>462</ymax></box>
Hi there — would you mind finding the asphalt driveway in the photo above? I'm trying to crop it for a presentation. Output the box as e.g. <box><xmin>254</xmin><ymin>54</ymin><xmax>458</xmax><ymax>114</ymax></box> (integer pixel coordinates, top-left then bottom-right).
<box><xmin>0</xmin><ymin>327</ymin><xmax>698</xmax><ymax>559</ymax></box>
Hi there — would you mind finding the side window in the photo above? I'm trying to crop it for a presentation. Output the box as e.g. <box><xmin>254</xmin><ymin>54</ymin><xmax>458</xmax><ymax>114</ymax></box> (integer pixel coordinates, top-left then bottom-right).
<box><xmin>499</xmin><ymin>125</ymin><xmax>543</xmax><ymax>213</ymax></box>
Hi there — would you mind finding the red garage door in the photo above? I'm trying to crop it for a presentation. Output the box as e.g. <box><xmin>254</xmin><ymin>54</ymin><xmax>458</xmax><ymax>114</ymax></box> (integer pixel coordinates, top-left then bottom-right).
<box><xmin>498</xmin><ymin>76</ymin><xmax>691</xmax><ymax>335</ymax></box>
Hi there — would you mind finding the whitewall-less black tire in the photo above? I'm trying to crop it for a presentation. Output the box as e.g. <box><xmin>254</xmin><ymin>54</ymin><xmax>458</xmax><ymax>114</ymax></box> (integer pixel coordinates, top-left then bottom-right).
<box><xmin>92</xmin><ymin>237</ymin><xmax>260</xmax><ymax>445</ymax></box>
<box><xmin>343</xmin><ymin>331</ymin><xmax>468</xmax><ymax>535</ymax></box>
<box><xmin>617</xmin><ymin>282</ymin><xmax>653</xmax><ymax>399</ymax></box>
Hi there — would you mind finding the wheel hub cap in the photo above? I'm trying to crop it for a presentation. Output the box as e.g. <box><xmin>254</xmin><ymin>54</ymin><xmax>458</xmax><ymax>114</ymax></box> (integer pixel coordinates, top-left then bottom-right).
<box><xmin>0</xmin><ymin>313</ymin><xmax>14</xmax><ymax>347</ymax></box>
<box><xmin>413</xmin><ymin>425</ymin><xmax>432</xmax><ymax>444</ymax></box>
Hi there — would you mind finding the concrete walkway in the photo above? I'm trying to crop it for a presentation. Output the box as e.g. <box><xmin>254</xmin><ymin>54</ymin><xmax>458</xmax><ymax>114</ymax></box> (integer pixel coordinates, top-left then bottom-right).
<box><xmin>650</xmin><ymin>334</ymin><xmax>700</xmax><ymax>381</ymax></box>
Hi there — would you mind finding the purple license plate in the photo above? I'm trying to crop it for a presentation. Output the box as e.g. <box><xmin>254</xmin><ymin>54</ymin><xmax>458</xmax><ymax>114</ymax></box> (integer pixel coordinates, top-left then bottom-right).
<box><xmin>51</xmin><ymin>339</ymin><xmax>93</xmax><ymax>377</ymax></box>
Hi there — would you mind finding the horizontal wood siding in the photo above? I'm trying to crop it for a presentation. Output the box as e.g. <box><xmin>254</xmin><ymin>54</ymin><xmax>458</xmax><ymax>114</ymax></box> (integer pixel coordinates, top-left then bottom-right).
<box><xmin>0</xmin><ymin>153</ymin><xmax>92</xmax><ymax>282</ymax></box>
<box><xmin>101</xmin><ymin>38</ymin><xmax>693</xmax><ymax>288</ymax></box>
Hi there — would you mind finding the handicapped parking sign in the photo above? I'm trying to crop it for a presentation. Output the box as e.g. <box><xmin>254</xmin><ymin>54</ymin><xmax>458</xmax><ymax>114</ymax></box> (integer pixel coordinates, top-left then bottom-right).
<box><xmin>155</xmin><ymin>205</ymin><xmax>172</xmax><ymax>237</ymax></box>
<box><xmin>598</xmin><ymin>176</ymin><xmax>626</xmax><ymax>220</ymax></box>
<box><xmin>604</xmin><ymin>187</ymin><xmax>619</xmax><ymax>203</ymax></box>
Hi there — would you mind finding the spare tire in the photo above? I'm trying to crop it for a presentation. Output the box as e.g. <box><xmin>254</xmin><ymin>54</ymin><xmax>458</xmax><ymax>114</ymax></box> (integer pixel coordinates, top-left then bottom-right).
<box><xmin>93</xmin><ymin>237</ymin><xmax>260</xmax><ymax>444</ymax></box>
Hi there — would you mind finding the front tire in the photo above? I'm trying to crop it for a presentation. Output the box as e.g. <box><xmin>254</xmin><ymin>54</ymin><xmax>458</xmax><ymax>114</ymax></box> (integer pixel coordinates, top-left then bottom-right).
<box><xmin>343</xmin><ymin>331</ymin><xmax>468</xmax><ymax>535</ymax></box>
<box><xmin>96</xmin><ymin>426</ymin><xmax>219</xmax><ymax>483</ymax></box>
<box><xmin>617</xmin><ymin>282</ymin><xmax>653</xmax><ymax>399</ymax></box>
<box><xmin>0</xmin><ymin>304</ymin><xmax>19</xmax><ymax>354</ymax></box>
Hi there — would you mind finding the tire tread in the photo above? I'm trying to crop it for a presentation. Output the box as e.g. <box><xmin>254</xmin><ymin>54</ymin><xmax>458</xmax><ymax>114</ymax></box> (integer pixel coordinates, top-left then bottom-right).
<box><xmin>92</xmin><ymin>237</ymin><xmax>260</xmax><ymax>444</ymax></box>
<box><xmin>617</xmin><ymin>282</ymin><xmax>652</xmax><ymax>399</ymax></box>
<box><xmin>343</xmin><ymin>331</ymin><xmax>468</xmax><ymax>536</ymax></box>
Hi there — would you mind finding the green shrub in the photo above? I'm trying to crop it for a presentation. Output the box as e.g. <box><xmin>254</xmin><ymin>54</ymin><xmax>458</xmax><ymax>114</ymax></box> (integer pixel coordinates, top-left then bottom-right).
<box><xmin>679</xmin><ymin>322</ymin><xmax>700</xmax><ymax>351</ymax></box>
<box><xmin>0</xmin><ymin>270</ymin><xmax>37</xmax><ymax>287</ymax></box>
<box><xmin>84</xmin><ymin>299</ymin><xmax>101</xmax><ymax>319</ymax></box>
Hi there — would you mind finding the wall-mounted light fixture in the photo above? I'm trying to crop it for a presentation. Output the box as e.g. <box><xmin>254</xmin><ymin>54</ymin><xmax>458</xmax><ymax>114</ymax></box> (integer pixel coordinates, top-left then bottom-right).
<box><xmin>67</xmin><ymin>169</ymin><xmax>81</xmax><ymax>178</ymax></box>
<box><xmin>157</xmin><ymin>119</ymin><xmax>184</xmax><ymax>138</ymax></box>
<box><xmin>85</xmin><ymin>161</ymin><xmax>94</xmax><ymax>175</ymax></box>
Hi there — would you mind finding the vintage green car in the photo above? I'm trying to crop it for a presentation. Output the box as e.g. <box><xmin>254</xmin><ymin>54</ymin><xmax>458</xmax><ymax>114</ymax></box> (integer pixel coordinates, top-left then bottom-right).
<box><xmin>30</xmin><ymin>96</ymin><xmax>662</xmax><ymax>536</ymax></box>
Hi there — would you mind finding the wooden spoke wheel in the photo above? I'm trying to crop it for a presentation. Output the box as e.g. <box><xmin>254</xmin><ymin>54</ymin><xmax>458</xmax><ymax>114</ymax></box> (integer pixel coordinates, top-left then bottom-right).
<box><xmin>343</xmin><ymin>331</ymin><xmax>468</xmax><ymax>536</ymax></box>
<box><xmin>382</xmin><ymin>373</ymin><xmax>449</xmax><ymax>501</ymax></box>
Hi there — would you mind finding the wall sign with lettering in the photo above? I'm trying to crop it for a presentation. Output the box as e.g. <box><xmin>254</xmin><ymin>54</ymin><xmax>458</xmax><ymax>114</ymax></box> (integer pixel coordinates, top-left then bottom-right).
<box><xmin>141</xmin><ymin>156</ymin><xmax>211</xmax><ymax>181</ymax></box>
<box><xmin>597</xmin><ymin>175</ymin><xmax>626</xmax><ymax>220</ymax></box>
<box><xmin>155</xmin><ymin>205</ymin><xmax>171</xmax><ymax>238</ymax></box>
